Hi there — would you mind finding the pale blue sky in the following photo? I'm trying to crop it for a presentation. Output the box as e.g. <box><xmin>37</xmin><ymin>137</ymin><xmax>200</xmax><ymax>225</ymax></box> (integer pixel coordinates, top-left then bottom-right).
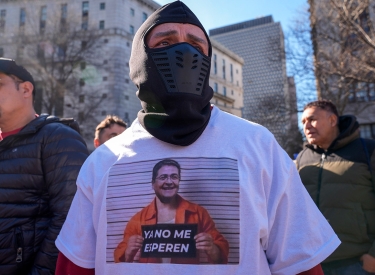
<box><xmin>154</xmin><ymin>0</ymin><xmax>308</xmax><ymax>32</ymax></box>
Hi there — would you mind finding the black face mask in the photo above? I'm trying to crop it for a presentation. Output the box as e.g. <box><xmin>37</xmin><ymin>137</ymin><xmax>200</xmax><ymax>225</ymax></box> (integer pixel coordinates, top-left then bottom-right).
<box><xmin>130</xmin><ymin>1</ymin><xmax>213</xmax><ymax>146</ymax></box>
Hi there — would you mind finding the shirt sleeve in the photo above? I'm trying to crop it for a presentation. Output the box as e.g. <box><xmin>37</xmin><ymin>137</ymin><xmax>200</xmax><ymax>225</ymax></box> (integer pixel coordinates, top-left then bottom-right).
<box><xmin>262</xmin><ymin>135</ymin><xmax>340</xmax><ymax>275</ymax></box>
<box><xmin>55</xmin><ymin>252</ymin><xmax>95</xmax><ymax>275</ymax></box>
<box><xmin>55</xmin><ymin>142</ymin><xmax>120</xmax><ymax>268</ymax></box>
<box><xmin>297</xmin><ymin>264</ymin><xmax>324</xmax><ymax>275</ymax></box>
<box><xmin>55</xmin><ymin>185</ymin><xmax>97</xmax><ymax>268</ymax></box>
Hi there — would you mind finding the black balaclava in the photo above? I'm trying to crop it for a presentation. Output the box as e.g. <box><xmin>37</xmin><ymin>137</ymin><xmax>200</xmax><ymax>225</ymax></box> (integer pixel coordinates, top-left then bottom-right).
<box><xmin>130</xmin><ymin>1</ymin><xmax>213</xmax><ymax>146</ymax></box>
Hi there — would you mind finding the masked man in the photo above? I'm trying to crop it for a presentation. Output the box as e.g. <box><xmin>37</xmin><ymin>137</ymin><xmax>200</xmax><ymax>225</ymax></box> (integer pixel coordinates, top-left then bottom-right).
<box><xmin>55</xmin><ymin>2</ymin><xmax>340</xmax><ymax>275</ymax></box>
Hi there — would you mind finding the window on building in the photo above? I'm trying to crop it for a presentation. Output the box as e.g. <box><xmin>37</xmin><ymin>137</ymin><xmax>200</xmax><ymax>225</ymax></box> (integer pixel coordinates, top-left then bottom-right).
<box><xmin>130</xmin><ymin>25</ymin><xmax>134</xmax><ymax>34</ymax></box>
<box><xmin>80</xmin><ymin>62</ymin><xmax>86</xmax><ymax>70</ymax></box>
<box><xmin>230</xmin><ymin>64</ymin><xmax>233</xmax><ymax>82</ymax></box>
<box><xmin>60</xmin><ymin>4</ymin><xmax>67</xmax><ymax>29</ymax></box>
<box><xmin>61</xmin><ymin>4</ymin><xmax>67</xmax><ymax>22</ymax></box>
<box><xmin>142</xmin><ymin>12</ymin><xmax>147</xmax><ymax>22</ymax></box>
<box><xmin>102</xmin><ymin>93</ymin><xmax>107</xmax><ymax>98</ymax></box>
<box><xmin>81</xmin><ymin>41</ymin><xmax>87</xmax><ymax>49</ymax></box>
<box><xmin>222</xmin><ymin>59</ymin><xmax>226</xmax><ymax>79</ymax></box>
<box><xmin>79</xmin><ymin>78</ymin><xmax>85</xmax><ymax>87</ymax></box>
<box><xmin>100</xmin><ymin>3</ymin><xmax>105</xmax><ymax>10</ymax></box>
<box><xmin>356</xmin><ymin>82</ymin><xmax>367</xmax><ymax>102</ymax></box>
<box><xmin>103</xmin><ymin>76</ymin><xmax>107</xmax><ymax>81</ymax></box>
<box><xmin>57</xmin><ymin>45</ymin><xmax>66</xmax><ymax>58</ymax></box>
<box><xmin>101</xmin><ymin>111</ymin><xmax>107</xmax><ymax>116</ymax></box>
<box><xmin>223</xmin><ymin>86</ymin><xmax>227</xmax><ymax>96</ymax></box>
<box><xmin>82</xmin><ymin>2</ymin><xmax>89</xmax><ymax>16</ymax></box>
<box><xmin>40</xmin><ymin>6</ymin><xmax>47</xmax><ymax>33</ymax></box>
<box><xmin>79</xmin><ymin>95</ymin><xmax>85</xmax><ymax>103</ymax></box>
<box><xmin>99</xmin><ymin>20</ymin><xmax>105</xmax><ymax>29</ymax></box>
<box><xmin>130</xmin><ymin>8</ymin><xmax>135</xmax><ymax>16</ymax></box>
<box><xmin>349</xmin><ymin>82</ymin><xmax>375</xmax><ymax>102</ymax></box>
<box><xmin>213</xmin><ymin>54</ymin><xmax>217</xmax><ymax>74</ymax></box>
<box><xmin>214</xmin><ymin>82</ymin><xmax>218</xmax><ymax>93</ymax></box>
<box><xmin>103</xmin><ymin>60</ymin><xmax>108</xmax><ymax>64</ymax></box>
<box><xmin>231</xmin><ymin>90</ymin><xmax>234</xmax><ymax>95</ymax></box>
<box><xmin>82</xmin><ymin>1</ymin><xmax>89</xmax><ymax>30</ymax></box>
<box><xmin>369</xmin><ymin>83</ymin><xmax>375</xmax><ymax>101</ymax></box>
<box><xmin>17</xmin><ymin>45</ymin><xmax>24</xmax><ymax>58</ymax></box>
<box><xmin>0</xmin><ymin>48</ymin><xmax>3</xmax><ymax>57</ymax></box>
<box><xmin>19</xmin><ymin>8</ymin><xmax>26</xmax><ymax>28</ymax></box>
<box><xmin>0</xmin><ymin>10</ymin><xmax>6</xmax><ymax>32</ymax></box>
<box><xmin>125</xmin><ymin>95</ymin><xmax>129</xmax><ymax>100</ymax></box>
<box><xmin>37</xmin><ymin>44</ymin><xmax>45</xmax><ymax>59</ymax></box>
<box><xmin>78</xmin><ymin>112</ymin><xmax>84</xmax><ymax>121</ymax></box>
<box><xmin>360</xmin><ymin>124</ymin><xmax>375</xmax><ymax>139</ymax></box>
<box><xmin>124</xmin><ymin>112</ymin><xmax>129</xmax><ymax>119</ymax></box>
<box><xmin>359</xmin><ymin>8</ymin><xmax>370</xmax><ymax>33</ymax></box>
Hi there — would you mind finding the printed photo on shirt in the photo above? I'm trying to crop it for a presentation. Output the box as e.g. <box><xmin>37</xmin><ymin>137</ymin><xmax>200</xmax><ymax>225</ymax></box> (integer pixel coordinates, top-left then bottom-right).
<box><xmin>106</xmin><ymin>157</ymin><xmax>240</xmax><ymax>265</ymax></box>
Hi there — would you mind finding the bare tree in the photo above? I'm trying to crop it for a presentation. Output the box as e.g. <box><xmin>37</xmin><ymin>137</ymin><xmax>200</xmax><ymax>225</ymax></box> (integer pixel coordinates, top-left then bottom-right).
<box><xmin>13</xmin><ymin>2</ymin><xmax>106</xmax><ymax>121</ymax></box>
<box><xmin>265</xmin><ymin>31</ymin><xmax>304</xmax><ymax>157</ymax></box>
<box><xmin>290</xmin><ymin>0</ymin><xmax>375</xmax><ymax>115</ymax></box>
<box><xmin>285</xmin><ymin>6</ymin><xmax>317</xmax><ymax>107</ymax></box>
<box><xmin>6</xmin><ymin>1</ymin><xmax>111</xmax><ymax>144</ymax></box>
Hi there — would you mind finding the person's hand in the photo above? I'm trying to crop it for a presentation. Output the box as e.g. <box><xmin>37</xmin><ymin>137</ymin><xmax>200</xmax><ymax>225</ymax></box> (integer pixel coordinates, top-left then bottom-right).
<box><xmin>125</xmin><ymin>235</ymin><xmax>144</xmax><ymax>262</ymax></box>
<box><xmin>195</xmin><ymin>233</ymin><xmax>221</xmax><ymax>263</ymax></box>
<box><xmin>360</xmin><ymin>254</ymin><xmax>375</xmax><ymax>272</ymax></box>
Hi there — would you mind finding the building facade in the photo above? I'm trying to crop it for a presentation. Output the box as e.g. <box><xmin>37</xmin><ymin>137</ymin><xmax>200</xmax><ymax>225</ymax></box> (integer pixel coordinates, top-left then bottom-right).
<box><xmin>210</xmin><ymin>38</ymin><xmax>244</xmax><ymax>117</ymax></box>
<box><xmin>309</xmin><ymin>0</ymin><xmax>375</xmax><ymax>139</ymax></box>
<box><xmin>0</xmin><ymin>0</ymin><xmax>245</xmax><ymax>150</ymax></box>
<box><xmin>0</xmin><ymin>0</ymin><xmax>160</xmax><ymax>150</ymax></box>
<box><xmin>210</xmin><ymin>16</ymin><xmax>299</xmax><ymax>153</ymax></box>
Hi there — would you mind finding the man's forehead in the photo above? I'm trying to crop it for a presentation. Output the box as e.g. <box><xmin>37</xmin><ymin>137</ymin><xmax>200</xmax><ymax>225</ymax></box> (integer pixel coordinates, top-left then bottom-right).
<box><xmin>302</xmin><ymin>106</ymin><xmax>329</xmax><ymax>117</ymax></box>
<box><xmin>158</xmin><ymin>165</ymin><xmax>179</xmax><ymax>172</ymax></box>
<box><xmin>147</xmin><ymin>23</ymin><xmax>207</xmax><ymax>40</ymax></box>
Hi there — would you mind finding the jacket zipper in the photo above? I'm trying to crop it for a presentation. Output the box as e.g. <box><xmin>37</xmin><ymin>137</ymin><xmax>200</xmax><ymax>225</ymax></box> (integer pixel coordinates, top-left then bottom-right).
<box><xmin>15</xmin><ymin>228</ymin><xmax>23</xmax><ymax>263</ymax></box>
<box><xmin>316</xmin><ymin>153</ymin><xmax>326</xmax><ymax>208</ymax></box>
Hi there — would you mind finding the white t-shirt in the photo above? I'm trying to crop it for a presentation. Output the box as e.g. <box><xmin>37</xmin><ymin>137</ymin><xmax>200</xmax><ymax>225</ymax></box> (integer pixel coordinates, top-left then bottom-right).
<box><xmin>56</xmin><ymin>106</ymin><xmax>340</xmax><ymax>275</ymax></box>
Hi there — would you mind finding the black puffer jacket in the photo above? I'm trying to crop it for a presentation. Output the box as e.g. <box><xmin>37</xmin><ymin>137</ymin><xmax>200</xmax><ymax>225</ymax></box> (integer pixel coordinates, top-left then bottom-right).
<box><xmin>0</xmin><ymin>115</ymin><xmax>89</xmax><ymax>275</ymax></box>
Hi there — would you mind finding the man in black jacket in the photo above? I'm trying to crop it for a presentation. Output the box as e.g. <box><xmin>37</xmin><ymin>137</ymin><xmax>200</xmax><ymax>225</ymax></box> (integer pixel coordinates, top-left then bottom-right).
<box><xmin>0</xmin><ymin>58</ymin><xmax>89</xmax><ymax>274</ymax></box>
<box><xmin>298</xmin><ymin>99</ymin><xmax>375</xmax><ymax>274</ymax></box>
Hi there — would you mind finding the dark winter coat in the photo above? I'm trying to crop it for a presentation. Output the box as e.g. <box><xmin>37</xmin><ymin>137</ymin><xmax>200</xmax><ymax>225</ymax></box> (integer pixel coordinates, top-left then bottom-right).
<box><xmin>0</xmin><ymin>115</ymin><xmax>89</xmax><ymax>275</ymax></box>
<box><xmin>297</xmin><ymin>115</ymin><xmax>375</xmax><ymax>262</ymax></box>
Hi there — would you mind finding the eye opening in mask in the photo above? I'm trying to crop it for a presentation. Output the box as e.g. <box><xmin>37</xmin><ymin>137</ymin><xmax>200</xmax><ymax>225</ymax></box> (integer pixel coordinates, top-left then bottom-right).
<box><xmin>144</xmin><ymin>22</ymin><xmax>210</xmax><ymax>56</ymax></box>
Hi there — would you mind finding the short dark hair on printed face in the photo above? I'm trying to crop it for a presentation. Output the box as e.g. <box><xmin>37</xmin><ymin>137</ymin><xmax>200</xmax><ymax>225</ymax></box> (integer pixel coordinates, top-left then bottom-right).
<box><xmin>95</xmin><ymin>115</ymin><xmax>127</xmax><ymax>139</ymax></box>
<box><xmin>304</xmin><ymin>99</ymin><xmax>339</xmax><ymax>117</ymax></box>
<box><xmin>152</xmin><ymin>159</ymin><xmax>181</xmax><ymax>183</ymax></box>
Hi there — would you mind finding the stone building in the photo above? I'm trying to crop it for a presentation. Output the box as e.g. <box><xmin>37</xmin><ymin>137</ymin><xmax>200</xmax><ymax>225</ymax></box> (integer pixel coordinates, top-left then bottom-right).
<box><xmin>0</xmin><ymin>0</ymin><xmax>159</xmax><ymax>150</ymax></box>
<box><xmin>0</xmin><ymin>0</ymin><xmax>244</xmax><ymax>150</ymax></box>
<box><xmin>210</xmin><ymin>16</ymin><xmax>299</xmax><ymax>153</ymax></box>
<box><xmin>309</xmin><ymin>0</ymin><xmax>375</xmax><ymax>139</ymax></box>
<box><xmin>210</xmin><ymin>38</ymin><xmax>244</xmax><ymax>117</ymax></box>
